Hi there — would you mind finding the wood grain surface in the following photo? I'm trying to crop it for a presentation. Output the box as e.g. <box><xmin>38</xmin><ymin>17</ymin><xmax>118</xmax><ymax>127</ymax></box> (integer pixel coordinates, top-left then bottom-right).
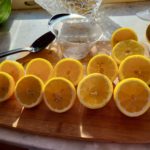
<box><xmin>0</xmin><ymin>41</ymin><xmax>150</xmax><ymax>143</ymax></box>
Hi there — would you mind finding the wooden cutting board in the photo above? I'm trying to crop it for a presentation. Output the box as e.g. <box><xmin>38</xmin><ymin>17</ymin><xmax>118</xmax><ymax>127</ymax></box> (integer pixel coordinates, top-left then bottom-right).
<box><xmin>0</xmin><ymin>41</ymin><xmax>150</xmax><ymax>143</ymax></box>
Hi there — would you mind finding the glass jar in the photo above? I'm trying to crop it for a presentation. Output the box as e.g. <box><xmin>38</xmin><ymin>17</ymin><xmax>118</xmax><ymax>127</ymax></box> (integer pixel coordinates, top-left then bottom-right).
<box><xmin>50</xmin><ymin>16</ymin><xmax>101</xmax><ymax>60</ymax></box>
<box><xmin>0</xmin><ymin>0</ymin><xmax>11</xmax><ymax>24</ymax></box>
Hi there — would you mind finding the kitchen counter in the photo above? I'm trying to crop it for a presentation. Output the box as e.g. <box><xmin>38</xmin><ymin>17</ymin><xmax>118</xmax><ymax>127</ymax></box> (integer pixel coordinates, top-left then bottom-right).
<box><xmin>0</xmin><ymin>1</ymin><xmax>150</xmax><ymax>150</ymax></box>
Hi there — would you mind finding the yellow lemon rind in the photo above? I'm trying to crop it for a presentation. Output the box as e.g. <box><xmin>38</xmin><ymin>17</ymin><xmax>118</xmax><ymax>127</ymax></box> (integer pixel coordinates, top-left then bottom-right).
<box><xmin>112</xmin><ymin>40</ymin><xmax>145</xmax><ymax>64</ymax></box>
<box><xmin>43</xmin><ymin>77</ymin><xmax>76</xmax><ymax>113</ymax></box>
<box><xmin>0</xmin><ymin>60</ymin><xmax>25</xmax><ymax>82</ymax></box>
<box><xmin>26</xmin><ymin>58</ymin><xmax>53</xmax><ymax>82</ymax></box>
<box><xmin>77</xmin><ymin>73</ymin><xmax>113</xmax><ymax>109</ymax></box>
<box><xmin>54</xmin><ymin>58</ymin><xmax>84</xmax><ymax>86</ymax></box>
<box><xmin>87</xmin><ymin>54</ymin><xmax>118</xmax><ymax>82</ymax></box>
<box><xmin>111</xmin><ymin>27</ymin><xmax>138</xmax><ymax>47</ymax></box>
<box><xmin>119</xmin><ymin>55</ymin><xmax>150</xmax><ymax>84</ymax></box>
<box><xmin>114</xmin><ymin>78</ymin><xmax>150</xmax><ymax>117</ymax></box>
<box><xmin>0</xmin><ymin>72</ymin><xmax>15</xmax><ymax>102</ymax></box>
<box><xmin>15</xmin><ymin>75</ymin><xmax>44</xmax><ymax>108</ymax></box>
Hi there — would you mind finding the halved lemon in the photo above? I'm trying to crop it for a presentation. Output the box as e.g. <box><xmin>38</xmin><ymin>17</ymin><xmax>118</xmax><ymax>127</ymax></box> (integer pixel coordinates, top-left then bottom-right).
<box><xmin>0</xmin><ymin>60</ymin><xmax>25</xmax><ymax>83</ymax></box>
<box><xmin>43</xmin><ymin>77</ymin><xmax>76</xmax><ymax>113</ymax></box>
<box><xmin>112</xmin><ymin>40</ymin><xmax>145</xmax><ymax>64</ymax></box>
<box><xmin>111</xmin><ymin>27</ymin><xmax>138</xmax><ymax>47</ymax></box>
<box><xmin>114</xmin><ymin>78</ymin><xmax>150</xmax><ymax>117</ymax></box>
<box><xmin>77</xmin><ymin>73</ymin><xmax>113</xmax><ymax>109</ymax></box>
<box><xmin>15</xmin><ymin>75</ymin><xmax>44</xmax><ymax>108</ymax></box>
<box><xmin>87</xmin><ymin>54</ymin><xmax>118</xmax><ymax>82</ymax></box>
<box><xmin>119</xmin><ymin>55</ymin><xmax>150</xmax><ymax>84</ymax></box>
<box><xmin>26</xmin><ymin>58</ymin><xmax>53</xmax><ymax>83</ymax></box>
<box><xmin>0</xmin><ymin>72</ymin><xmax>15</xmax><ymax>102</ymax></box>
<box><xmin>54</xmin><ymin>58</ymin><xmax>84</xmax><ymax>86</ymax></box>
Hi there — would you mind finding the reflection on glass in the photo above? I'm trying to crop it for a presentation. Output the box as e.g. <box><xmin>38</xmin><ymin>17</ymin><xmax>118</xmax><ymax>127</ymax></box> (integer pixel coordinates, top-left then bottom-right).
<box><xmin>61</xmin><ymin>0</ymin><xmax>102</xmax><ymax>18</ymax></box>
<box><xmin>35</xmin><ymin>0</ymin><xmax>102</xmax><ymax>19</ymax></box>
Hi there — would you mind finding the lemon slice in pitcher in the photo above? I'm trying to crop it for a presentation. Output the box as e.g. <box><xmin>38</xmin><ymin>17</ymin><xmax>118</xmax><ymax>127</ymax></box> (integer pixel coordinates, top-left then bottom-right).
<box><xmin>114</xmin><ymin>78</ymin><xmax>150</xmax><ymax>117</ymax></box>
<box><xmin>87</xmin><ymin>54</ymin><xmax>118</xmax><ymax>82</ymax></box>
<box><xmin>43</xmin><ymin>77</ymin><xmax>76</xmax><ymax>113</ymax></box>
<box><xmin>77</xmin><ymin>73</ymin><xmax>113</xmax><ymax>109</ymax></box>
<box><xmin>0</xmin><ymin>72</ymin><xmax>15</xmax><ymax>102</ymax></box>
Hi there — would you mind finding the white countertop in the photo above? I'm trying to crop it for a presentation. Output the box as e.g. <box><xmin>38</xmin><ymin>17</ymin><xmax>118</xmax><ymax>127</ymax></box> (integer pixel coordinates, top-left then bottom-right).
<box><xmin>0</xmin><ymin>1</ymin><xmax>150</xmax><ymax>150</ymax></box>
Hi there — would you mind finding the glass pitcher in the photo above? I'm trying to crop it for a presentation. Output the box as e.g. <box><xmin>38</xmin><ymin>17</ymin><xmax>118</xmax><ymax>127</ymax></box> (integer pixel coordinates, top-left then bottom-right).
<box><xmin>49</xmin><ymin>14</ymin><xmax>102</xmax><ymax>60</ymax></box>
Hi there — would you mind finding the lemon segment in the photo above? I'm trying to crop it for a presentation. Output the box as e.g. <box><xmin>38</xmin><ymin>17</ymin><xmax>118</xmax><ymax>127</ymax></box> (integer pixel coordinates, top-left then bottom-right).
<box><xmin>43</xmin><ymin>77</ymin><xmax>76</xmax><ymax>113</ymax></box>
<box><xmin>77</xmin><ymin>73</ymin><xmax>113</xmax><ymax>109</ymax></box>
<box><xmin>114</xmin><ymin>78</ymin><xmax>150</xmax><ymax>117</ymax></box>
<box><xmin>87</xmin><ymin>54</ymin><xmax>118</xmax><ymax>82</ymax></box>
<box><xmin>15</xmin><ymin>75</ymin><xmax>44</xmax><ymax>108</ymax></box>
